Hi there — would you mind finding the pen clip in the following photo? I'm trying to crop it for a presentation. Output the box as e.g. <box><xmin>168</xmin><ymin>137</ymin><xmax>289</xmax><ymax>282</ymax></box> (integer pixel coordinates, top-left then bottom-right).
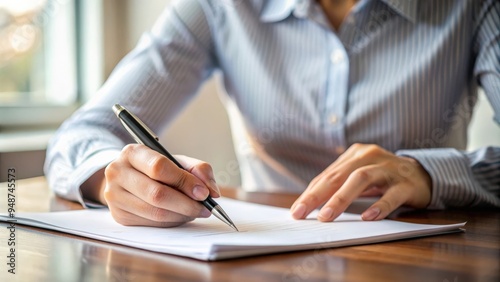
<box><xmin>119</xmin><ymin>119</ymin><xmax>145</xmax><ymax>145</ymax></box>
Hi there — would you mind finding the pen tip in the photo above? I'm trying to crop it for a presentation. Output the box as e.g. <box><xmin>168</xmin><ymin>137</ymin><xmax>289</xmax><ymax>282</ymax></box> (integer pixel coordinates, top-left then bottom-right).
<box><xmin>211</xmin><ymin>205</ymin><xmax>239</xmax><ymax>232</ymax></box>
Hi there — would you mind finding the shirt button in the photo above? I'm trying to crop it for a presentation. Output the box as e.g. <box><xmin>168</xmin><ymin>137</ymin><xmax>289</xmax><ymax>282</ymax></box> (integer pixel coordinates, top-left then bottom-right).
<box><xmin>328</xmin><ymin>114</ymin><xmax>338</xmax><ymax>124</ymax></box>
<box><xmin>330</xmin><ymin>49</ymin><xmax>345</xmax><ymax>64</ymax></box>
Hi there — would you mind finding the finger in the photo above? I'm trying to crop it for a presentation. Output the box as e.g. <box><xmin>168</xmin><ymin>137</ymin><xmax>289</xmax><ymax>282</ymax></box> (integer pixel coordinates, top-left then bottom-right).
<box><xmin>291</xmin><ymin>143</ymin><xmax>391</xmax><ymax>219</ymax></box>
<box><xmin>361</xmin><ymin>184</ymin><xmax>408</xmax><ymax>221</ymax></box>
<box><xmin>291</xmin><ymin>159</ymin><xmax>358</xmax><ymax>214</ymax></box>
<box><xmin>108</xmin><ymin>163</ymin><xmax>209</xmax><ymax>218</ymax></box>
<box><xmin>291</xmin><ymin>157</ymin><xmax>382</xmax><ymax>219</ymax></box>
<box><xmin>111</xmin><ymin>186</ymin><xmax>210</xmax><ymax>223</ymax></box>
<box><xmin>317</xmin><ymin>166</ymin><xmax>391</xmax><ymax>222</ymax></box>
<box><xmin>109</xmin><ymin>206</ymin><xmax>194</xmax><ymax>227</ymax></box>
<box><xmin>122</xmin><ymin>144</ymin><xmax>210</xmax><ymax>201</ymax></box>
<box><xmin>176</xmin><ymin>155</ymin><xmax>220</xmax><ymax>197</ymax></box>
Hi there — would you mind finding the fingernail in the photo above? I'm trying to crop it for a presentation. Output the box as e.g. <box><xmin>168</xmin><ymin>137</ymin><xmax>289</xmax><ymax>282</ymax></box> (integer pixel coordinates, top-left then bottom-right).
<box><xmin>193</xmin><ymin>185</ymin><xmax>209</xmax><ymax>200</ymax></box>
<box><xmin>318</xmin><ymin>207</ymin><xmax>334</xmax><ymax>221</ymax></box>
<box><xmin>362</xmin><ymin>207</ymin><xmax>381</xmax><ymax>221</ymax></box>
<box><xmin>291</xmin><ymin>203</ymin><xmax>307</xmax><ymax>219</ymax></box>
<box><xmin>210</xmin><ymin>179</ymin><xmax>221</xmax><ymax>197</ymax></box>
<box><xmin>201</xmin><ymin>208</ymin><xmax>211</xmax><ymax>218</ymax></box>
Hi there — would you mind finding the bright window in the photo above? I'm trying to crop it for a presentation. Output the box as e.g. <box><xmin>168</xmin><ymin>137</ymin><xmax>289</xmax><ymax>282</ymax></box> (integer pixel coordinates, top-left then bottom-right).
<box><xmin>0</xmin><ymin>0</ymin><xmax>78</xmax><ymax>128</ymax></box>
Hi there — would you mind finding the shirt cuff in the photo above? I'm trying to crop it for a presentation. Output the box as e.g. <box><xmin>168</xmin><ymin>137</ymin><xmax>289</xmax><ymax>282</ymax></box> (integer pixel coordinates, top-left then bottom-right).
<box><xmin>396</xmin><ymin>148</ymin><xmax>477</xmax><ymax>210</ymax></box>
<box><xmin>68</xmin><ymin>149</ymin><xmax>121</xmax><ymax>208</ymax></box>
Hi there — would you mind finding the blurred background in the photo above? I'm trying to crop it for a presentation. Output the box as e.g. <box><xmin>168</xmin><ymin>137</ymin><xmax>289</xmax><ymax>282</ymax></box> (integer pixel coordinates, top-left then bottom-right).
<box><xmin>0</xmin><ymin>0</ymin><xmax>499</xmax><ymax>185</ymax></box>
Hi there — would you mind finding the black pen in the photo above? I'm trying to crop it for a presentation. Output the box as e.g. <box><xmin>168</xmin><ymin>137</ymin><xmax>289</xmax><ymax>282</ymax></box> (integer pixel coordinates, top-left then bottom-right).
<box><xmin>112</xmin><ymin>104</ymin><xmax>238</xmax><ymax>231</ymax></box>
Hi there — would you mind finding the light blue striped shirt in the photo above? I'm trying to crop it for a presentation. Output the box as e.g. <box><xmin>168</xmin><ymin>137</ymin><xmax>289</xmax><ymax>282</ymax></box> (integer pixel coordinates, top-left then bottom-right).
<box><xmin>45</xmin><ymin>0</ymin><xmax>500</xmax><ymax>209</ymax></box>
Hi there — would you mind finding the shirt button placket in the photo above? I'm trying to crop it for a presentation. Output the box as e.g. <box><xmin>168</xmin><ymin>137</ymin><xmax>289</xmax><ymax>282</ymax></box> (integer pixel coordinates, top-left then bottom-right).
<box><xmin>328</xmin><ymin>114</ymin><xmax>338</xmax><ymax>124</ymax></box>
<box><xmin>330</xmin><ymin>49</ymin><xmax>345</xmax><ymax>65</ymax></box>
<box><xmin>325</xmin><ymin>36</ymin><xmax>348</xmax><ymax>156</ymax></box>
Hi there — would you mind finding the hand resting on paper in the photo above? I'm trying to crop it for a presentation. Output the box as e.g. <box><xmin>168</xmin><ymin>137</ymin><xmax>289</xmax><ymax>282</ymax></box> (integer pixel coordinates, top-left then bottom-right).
<box><xmin>81</xmin><ymin>144</ymin><xmax>220</xmax><ymax>227</ymax></box>
<box><xmin>291</xmin><ymin>143</ymin><xmax>432</xmax><ymax>222</ymax></box>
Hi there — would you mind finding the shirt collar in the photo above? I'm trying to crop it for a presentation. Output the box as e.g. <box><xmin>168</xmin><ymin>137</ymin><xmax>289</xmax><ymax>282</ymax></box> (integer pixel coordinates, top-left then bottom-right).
<box><xmin>259</xmin><ymin>0</ymin><xmax>297</xmax><ymax>23</ymax></box>
<box><xmin>259</xmin><ymin>0</ymin><xmax>418</xmax><ymax>23</ymax></box>
<box><xmin>380</xmin><ymin>0</ymin><xmax>418</xmax><ymax>22</ymax></box>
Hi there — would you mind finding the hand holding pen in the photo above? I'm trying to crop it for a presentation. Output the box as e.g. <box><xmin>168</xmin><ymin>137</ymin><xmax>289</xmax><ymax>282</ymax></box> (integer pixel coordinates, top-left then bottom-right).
<box><xmin>101</xmin><ymin>104</ymin><xmax>237</xmax><ymax>230</ymax></box>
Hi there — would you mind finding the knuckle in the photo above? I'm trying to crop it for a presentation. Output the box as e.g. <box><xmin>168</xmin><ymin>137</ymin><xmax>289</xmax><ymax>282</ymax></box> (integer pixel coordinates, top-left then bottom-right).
<box><xmin>363</xmin><ymin>145</ymin><xmax>382</xmax><ymax>158</ymax></box>
<box><xmin>308</xmin><ymin>175</ymin><xmax>322</xmax><ymax>187</ymax></box>
<box><xmin>350</xmin><ymin>143</ymin><xmax>363</xmax><ymax>150</ymax></box>
<box><xmin>196</xmin><ymin>162</ymin><xmax>213</xmax><ymax>174</ymax></box>
<box><xmin>303</xmin><ymin>192</ymin><xmax>322</xmax><ymax>206</ymax></box>
<box><xmin>121</xmin><ymin>144</ymin><xmax>136</xmax><ymax>156</ymax></box>
<box><xmin>349</xmin><ymin>143</ymin><xmax>384</xmax><ymax>159</ymax></box>
<box><xmin>148</xmin><ymin>184</ymin><xmax>168</xmax><ymax>206</ymax></box>
<box><xmin>149</xmin><ymin>207</ymin><xmax>167</xmax><ymax>222</ymax></box>
<box><xmin>148</xmin><ymin>156</ymin><xmax>166</xmax><ymax>180</ymax></box>
<box><xmin>103</xmin><ymin>185</ymin><xmax>114</xmax><ymax>202</ymax></box>
<box><xmin>311</xmin><ymin>174</ymin><xmax>321</xmax><ymax>183</ymax></box>
<box><xmin>324</xmin><ymin>173</ymin><xmax>343</xmax><ymax>188</ymax></box>
<box><xmin>351</xmin><ymin>168</ymin><xmax>371</xmax><ymax>183</ymax></box>
<box><xmin>173</xmin><ymin>171</ymin><xmax>189</xmax><ymax>189</ymax></box>
<box><xmin>104</xmin><ymin>162</ymin><xmax>120</xmax><ymax>181</ymax></box>
<box><xmin>334</xmin><ymin>193</ymin><xmax>349</xmax><ymax>206</ymax></box>
<box><xmin>307</xmin><ymin>171</ymin><xmax>328</xmax><ymax>187</ymax></box>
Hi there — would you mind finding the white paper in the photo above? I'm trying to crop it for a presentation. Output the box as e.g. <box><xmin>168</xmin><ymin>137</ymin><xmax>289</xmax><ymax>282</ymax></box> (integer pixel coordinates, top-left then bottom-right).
<box><xmin>0</xmin><ymin>198</ymin><xmax>465</xmax><ymax>260</ymax></box>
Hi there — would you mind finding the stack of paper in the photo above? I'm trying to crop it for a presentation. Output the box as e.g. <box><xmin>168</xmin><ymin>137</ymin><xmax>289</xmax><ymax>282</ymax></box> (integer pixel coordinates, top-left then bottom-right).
<box><xmin>0</xmin><ymin>198</ymin><xmax>465</xmax><ymax>261</ymax></box>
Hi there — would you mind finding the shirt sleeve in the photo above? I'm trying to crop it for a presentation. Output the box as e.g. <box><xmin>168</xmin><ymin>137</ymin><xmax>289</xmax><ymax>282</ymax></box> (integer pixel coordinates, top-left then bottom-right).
<box><xmin>396</xmin><ymin>0</ymin><xmax>500</xmax><ymax>210</ymax></box>
<box><xmin>44</xmin><ymin>0</ymin><xmax>216</xmax><ymax>208</ymax></box>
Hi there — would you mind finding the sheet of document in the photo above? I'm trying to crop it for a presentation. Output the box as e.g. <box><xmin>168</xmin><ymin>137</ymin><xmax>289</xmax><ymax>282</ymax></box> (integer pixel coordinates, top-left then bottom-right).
<box><xmin>0</xmin><ymin>198</ymin><xmax>465</xmax><ymax>260</ymax></box>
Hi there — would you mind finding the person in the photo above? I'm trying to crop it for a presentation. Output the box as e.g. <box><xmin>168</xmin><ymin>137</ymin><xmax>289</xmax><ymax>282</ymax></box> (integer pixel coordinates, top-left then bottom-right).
<box><xmin>45</xmin><ymin>0</ymin><xmax>500</xmax><ymax>227</ymax></box>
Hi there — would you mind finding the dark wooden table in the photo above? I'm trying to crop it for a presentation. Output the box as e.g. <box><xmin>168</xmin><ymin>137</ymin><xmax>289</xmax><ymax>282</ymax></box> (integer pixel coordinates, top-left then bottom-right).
<box><xmin>0</xmin><ymin>177</ymin><xmax>498</xmax><ymax>282</ymax></box>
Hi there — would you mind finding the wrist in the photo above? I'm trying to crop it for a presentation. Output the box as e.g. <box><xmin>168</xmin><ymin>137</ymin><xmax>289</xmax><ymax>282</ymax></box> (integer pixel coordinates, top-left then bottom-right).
<box><xmin>81</xmin><ymin>168</ymin><xmax>107</xmax><ymax>206</ymax></box>
<box><xmin>400</xmin><ymin>156</ymin><xmax>433</xmax><ymax>208</ymax></box>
